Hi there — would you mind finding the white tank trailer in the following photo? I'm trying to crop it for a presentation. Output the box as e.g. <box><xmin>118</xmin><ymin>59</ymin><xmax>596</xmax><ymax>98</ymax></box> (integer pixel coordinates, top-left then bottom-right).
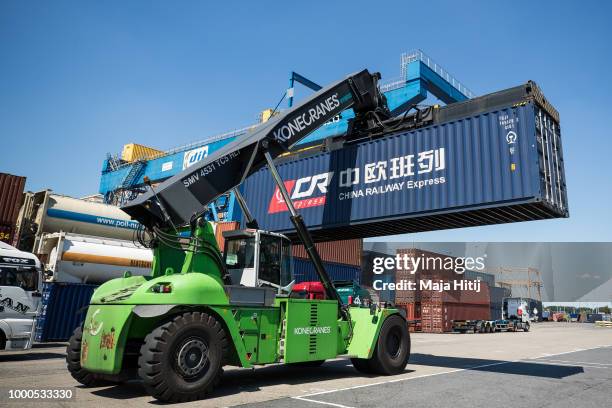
<box><xmin>14</xmin><ymin>190</ymin><xmax>141</xmax><ymax>253</ymax></box>
<box><xmin>37</xmin><ymin>232</ymin><xmax>153</xmax><ymax>284</ymax></box>
<box><xmin>35</xmin><ymin>223</ymin><xmax>235</xmax><ymax>284</ymax></box>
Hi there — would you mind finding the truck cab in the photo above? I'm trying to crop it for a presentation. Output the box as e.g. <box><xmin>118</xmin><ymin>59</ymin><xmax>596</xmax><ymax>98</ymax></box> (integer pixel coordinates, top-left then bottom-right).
<box><xmin>0</xmin><ymin>241</ymin><xmax>42</xmax><ymax>350</ymax></box>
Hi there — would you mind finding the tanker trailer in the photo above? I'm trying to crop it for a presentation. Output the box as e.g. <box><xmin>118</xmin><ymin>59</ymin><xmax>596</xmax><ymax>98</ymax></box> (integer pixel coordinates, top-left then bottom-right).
<box><xmin>13</xmin><ymin>190</ymin><xmax>141</xmax><ymax>253</ymax></box>
<box><xmin>37</xmin><ymin>232</ymin><xmax>152</xmax><ymax>284</ymax></box>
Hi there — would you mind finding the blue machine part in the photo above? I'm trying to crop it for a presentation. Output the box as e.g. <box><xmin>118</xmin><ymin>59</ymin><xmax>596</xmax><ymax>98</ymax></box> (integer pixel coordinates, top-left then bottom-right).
<box><xmin>99</xmin><ymin>135</ymin><xmax>238</xmax><ymax>196</ymax></box>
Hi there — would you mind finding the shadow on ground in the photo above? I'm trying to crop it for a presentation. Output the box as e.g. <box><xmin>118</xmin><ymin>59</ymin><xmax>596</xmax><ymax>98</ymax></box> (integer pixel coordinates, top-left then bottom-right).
<box><xmin>0</xmin><ymin>352</ymin><xmax>65</xmax><ymax>362</ymax></box>
<box><xmin>91</xmin><ymin>359</ymin><xmax>413</xmax><ymax>402</ymax></box>
<box><xmin>410</xmin><ymin>353</ymin><xmax>584</xmax><ymax>379</ymax></box>
<box><xmin>89</xmin><ymin>354</ymin><xmax>585</xmax><ymax>402</ymax></box>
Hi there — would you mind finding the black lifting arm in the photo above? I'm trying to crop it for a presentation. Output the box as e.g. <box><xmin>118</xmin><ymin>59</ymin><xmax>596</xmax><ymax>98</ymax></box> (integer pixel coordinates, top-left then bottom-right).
<box><xmin>122</xmin><ymin>69</ymin><xmax>388</xmax><ymax>230</ymax></box>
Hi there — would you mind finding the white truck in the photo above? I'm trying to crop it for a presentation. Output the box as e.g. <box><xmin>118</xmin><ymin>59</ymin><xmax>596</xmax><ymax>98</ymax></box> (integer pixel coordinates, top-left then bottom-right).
<box><xmin>0</xmin><ymin>241</ymin><xmax>42</xmax><ymax>350</ymax></box>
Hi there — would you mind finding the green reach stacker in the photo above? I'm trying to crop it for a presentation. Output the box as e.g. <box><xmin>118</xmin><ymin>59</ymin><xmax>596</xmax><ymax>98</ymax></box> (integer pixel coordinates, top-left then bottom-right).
<box><xmin>66</xmin><ymin>70</ymin><xmax>417</xmax><ymax>402</ymax></box>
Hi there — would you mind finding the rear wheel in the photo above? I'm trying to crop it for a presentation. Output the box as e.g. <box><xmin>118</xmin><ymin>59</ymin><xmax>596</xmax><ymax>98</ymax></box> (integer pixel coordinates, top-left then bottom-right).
<box><xmin>351</xmin><ymin>356</ymin><xmax>377</xmax><ymax>374</ymax></box>
<box><xmin>138</xmin><ymin>312</ymin><xmax>228</xmax><ymax>402</ymax></box>
<box><xmin>353</xmin><ymin>315</ymin><xmax>410</xmax><ymax>375</ymax></box>
<box><xmin>66</xmin><ymin>327</ymin><xmax>103</xmax><ymax>386</ymax></box>
<box><xmin>523</xmin><ymin>322</ymin><xmax>530</xmax><ymax>332</ymax></box>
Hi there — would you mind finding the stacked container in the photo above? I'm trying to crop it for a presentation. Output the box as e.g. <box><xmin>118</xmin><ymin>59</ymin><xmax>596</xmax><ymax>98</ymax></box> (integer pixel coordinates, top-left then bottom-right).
<box><xmin>0</xmin><ymin>173</ymin><xmax>26</xmax><ymax>245</ymax></box>
<box><xmin>393</xmin><ymin>248</ymin><xmax>495</xmax><ymax>333</ymax></box>
<box><xmin>291</xmin><ymin>239</ymin><xmax>363</xmax><ymax>284</ymax></box>
<box><xmin>489</xmin><ymin>286</ymin><xmax>511</xmax><ymax>320</ymax></box>
<box><xmin>292</xmin><ymin>239</ymin><xmax>362</xmax><ymax>267</ymax></box>
<box><xmin>292</xmin><ymin>257</ymin><xmax>360</xmax><ymax>284</ymax></box>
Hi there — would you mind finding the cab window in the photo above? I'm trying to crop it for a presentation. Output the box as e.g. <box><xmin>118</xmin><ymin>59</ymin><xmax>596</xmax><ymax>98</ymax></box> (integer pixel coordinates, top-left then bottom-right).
<box><xmin>259</xmin><ymin>235</ymin><xmax>281</xmax><ymax>285</ymax></box>
<box><xmin>224</xmin><ymin>238</ymin><xmax>255</xmax><ymax>269</ymax></box>
<box><xmin>0</xmin><ymin>266</ymin><xmax>38</xmax><ymax>291</ymax></box>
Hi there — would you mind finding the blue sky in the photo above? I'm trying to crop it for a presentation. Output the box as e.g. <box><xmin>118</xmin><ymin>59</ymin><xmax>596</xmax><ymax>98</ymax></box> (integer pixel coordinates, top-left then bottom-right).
<box><xmin>1</xmin><ymin>1</ymin><xmax>611</xmax><ymax>241</ymax></box>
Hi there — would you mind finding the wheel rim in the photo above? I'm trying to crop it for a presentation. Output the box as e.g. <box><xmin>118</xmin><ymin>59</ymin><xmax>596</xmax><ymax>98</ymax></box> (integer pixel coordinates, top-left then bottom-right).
<box><xmin>175</xmin><ymin>337</ymin><xmax>210</xmax><ymax>379</ymax></box>
<box><xmin>385</xmin><ymin>327</ymin><xmax>402</xmax><ymax>359</ymax></box>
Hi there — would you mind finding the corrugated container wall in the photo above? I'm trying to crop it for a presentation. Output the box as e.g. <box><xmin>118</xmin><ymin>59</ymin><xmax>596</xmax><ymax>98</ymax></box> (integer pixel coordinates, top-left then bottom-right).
<box><xmin>0</xmin><ymin>224</ymin><xmax>14</xmax><ymax>244</ymax></box>
<box><xmin>0</xmin><ymin>173</ymin><xmax>26</xmax><ymax>228</ymax></box>
<box><xmin>395</xmin><ymin>248</ymin><xmax>464</xmax><ymax>304</ymax></box>
<box><xmin>489</xmin><ymin>286</ymin><xmax>511</xmax><ymax>320</ymax></box>
<box><xmin>121</xmin><ymin>143</ymin><xmax>164</xmax><ymax>162</ymax></box>
<box><xmin>241</xmin><ymin>85</ymin><xmax>567</xmax><ymax>241</ymax></box>
<box><xmin>421</xmin><ymin>301</ymin><xmax>491</xmax><ymax>333</ymax></box>
<box><xmin>464</xmin><ymin>270</ymin><xmax>495</xmax><ymax>288</ymax></box>
<box><xmin>214</xmin><ymin>221</ymin><xmax>240</xmax><ymax>252</ymax></box>
<box><xmin>35</xmin><ymin>282</ymin><xmax>97</xmax><ymax>342</ymax></box>
<box><xmin>292</xmin><ymin>258</ymin><xmax>361</xmax><ymax>284</ymax></box>
<box><xmin>291</xmin><ymin>239</ymin><xmax>362</xmax><ymax>267</ymax></box>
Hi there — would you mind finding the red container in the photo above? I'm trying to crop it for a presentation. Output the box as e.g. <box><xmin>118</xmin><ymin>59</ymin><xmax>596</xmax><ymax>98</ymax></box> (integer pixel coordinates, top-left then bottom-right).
<box><xmin>0</xmin><ymin>173</ymin><xmax>26</xmax><ymax>227</ymax></box>
<box><xmin>214</xmin><ymin>221</ymin><xmax>240</xmax><ymax>252</ymax></box>
<box><xmin>457</xmin><ymin>281</ymin><xmax>491</xmax><ymax>305</ymax></box>
<box><xmin>398</xmin><ymin>303</ymin><xmax>422</xmax><ymax>332</ymax></box>
<box><xmin>421</xmin><ymin>300</ymin><xmax>491</xmax><ymax>333</ymax></box>
<box><xmin>402</xmin><ymin>302</ymin><xmax>422</xmax><ymax>320</ymax></box>
<box><xmin>0</xmin><ymin>224</ymin><xmax>14</xmax><ymax>244</ymax></box>
<box><xmin>421</xmin><ymin>301</ymin><xmax>445</xmax><ymax>333</ymax></box>
<box><xmin>395</xmin><ymin>248</ymin><xmax>465</xmax><ymax>304</ymax></box>
<box><xmin>292</xmin><ymin>239</ymin><xmax>362</xmax><ymax>267</ymax></box>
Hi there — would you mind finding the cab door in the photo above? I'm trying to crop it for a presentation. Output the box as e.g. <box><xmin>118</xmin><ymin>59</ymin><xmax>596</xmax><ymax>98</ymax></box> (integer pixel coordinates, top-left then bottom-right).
<box><xmin>0</xmin><ymin>266</ymin><xmax>40</xmax><ymax>340</ymax></box>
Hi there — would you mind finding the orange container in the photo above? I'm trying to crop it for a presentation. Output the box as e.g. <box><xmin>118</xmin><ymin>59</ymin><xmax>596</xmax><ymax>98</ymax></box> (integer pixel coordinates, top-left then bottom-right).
<box><xmin>214</xmin><ymin>221</ymin><xmax>240</xmax><ymax>252</ymax></box>
<box><xmin>292</xmin><ymin>239</ymin><xmax>362</xmax><ymax>267</ymax></box>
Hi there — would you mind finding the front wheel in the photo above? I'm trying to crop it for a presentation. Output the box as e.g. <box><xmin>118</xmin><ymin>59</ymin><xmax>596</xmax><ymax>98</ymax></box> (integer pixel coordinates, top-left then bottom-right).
<box><xmin>353</xmin><ymin>315</ymin><xmax>410</xmax><ymax>375</ymax></box>
<box><xmin>66</xmin><ymin>327</ymin><xmax>103</xmax><ymax>387</ymax></box>
<box><xmin>138</xmin><ymin>312</ymin><xmax>229</xmax><ymax>402</ymax></box>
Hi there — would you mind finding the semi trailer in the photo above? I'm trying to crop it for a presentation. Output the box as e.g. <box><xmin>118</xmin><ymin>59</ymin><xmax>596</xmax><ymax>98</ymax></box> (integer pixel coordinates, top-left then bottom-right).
<box><xmin>67</xmin><ymin>70</ymin><xmax>412</xmax><ymax>402</ymax></box>
<box><xmin>13</xmin><ymin>190</ymin><xmax>141</xmax><ymax>253</ymax></box>
<box><xmin>452</xmin><ymin>297</ymin><xmax>531</xmax><ymax>333</ymax></box>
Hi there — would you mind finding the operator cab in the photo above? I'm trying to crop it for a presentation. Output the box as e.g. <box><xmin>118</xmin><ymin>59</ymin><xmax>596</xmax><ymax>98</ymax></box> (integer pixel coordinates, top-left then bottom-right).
<box><xmin>222</xmin><ymin>229</ymin><xmax>294</xmax><ymax>293</ymax></box>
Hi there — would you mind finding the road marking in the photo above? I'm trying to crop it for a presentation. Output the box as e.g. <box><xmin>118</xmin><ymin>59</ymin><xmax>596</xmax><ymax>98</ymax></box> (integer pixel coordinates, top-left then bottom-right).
<box><xmin>293</xmin><ymin>396</ymin><xmax>355</xmax><ymax>408</ymax></box>
<box><xmin>529</xmin><ymin>361</ymin><xmax>612</xmax><ymax>369</ymax></box>
<box><xmin>292</xmin><ymin>345</ymin><xmax>610</xmax><ymax>406</ymax></box>
<box><xmin>540</xmin><ymin>359</ymin><xmax>612</xmax><ymax>367</ymax></box>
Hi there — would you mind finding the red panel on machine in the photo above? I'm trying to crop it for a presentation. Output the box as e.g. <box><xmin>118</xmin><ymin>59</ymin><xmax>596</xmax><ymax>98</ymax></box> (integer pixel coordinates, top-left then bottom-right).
<box><xmin>291</xmin><ymin>281</ymin><xmax>326</xmax><ymax>300</ymax></box>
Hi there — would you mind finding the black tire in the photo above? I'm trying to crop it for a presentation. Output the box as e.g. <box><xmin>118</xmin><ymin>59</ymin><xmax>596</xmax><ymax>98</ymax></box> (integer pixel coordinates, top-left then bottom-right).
<box><xmin>368</xmin><ymin>315</ymin><xmax>410</xmax><ymax>375</ymax></box>
<box><xmin>138</xmin><ymin>312</ymin><xmax>228</xmax><ymax>402</ymax></box>
<box><xmin>351</xmin><ymin>357</ymin><xmax>377</xmax><ymax>374</ymax></box>
<box><xmin>66</xmin><ymin>327</ymin><xmax>102</xmax><ymax>387</ymax></box>
<box><xmin>523</xmin><ymin>323</ymin><xmax>530</xmax><ymax>332</ymax></box>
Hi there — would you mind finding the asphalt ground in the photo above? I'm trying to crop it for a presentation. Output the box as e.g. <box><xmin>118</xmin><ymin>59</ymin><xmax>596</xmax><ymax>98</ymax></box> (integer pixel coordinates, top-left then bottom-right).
<box><xmin>0</xmin><ymin>322</ymin><xmax>611</xmax><ymax>408</ymax></box>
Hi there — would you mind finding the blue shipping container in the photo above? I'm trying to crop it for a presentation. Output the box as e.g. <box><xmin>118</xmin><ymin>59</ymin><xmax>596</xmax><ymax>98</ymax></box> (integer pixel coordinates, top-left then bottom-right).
<box><xmin>292</xmin><ymin>257</ymin><xmax>360</xmax><ymax>284</ymax></box>
<box><xmin>241</xmin><ymin>89</ymin><xmax>567</xmax><ymax>241</ymax></box>
<box><xmin>35</xmin><ymin>282</ymin><xmax>97</xmax><ymax>342</ymax></box>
